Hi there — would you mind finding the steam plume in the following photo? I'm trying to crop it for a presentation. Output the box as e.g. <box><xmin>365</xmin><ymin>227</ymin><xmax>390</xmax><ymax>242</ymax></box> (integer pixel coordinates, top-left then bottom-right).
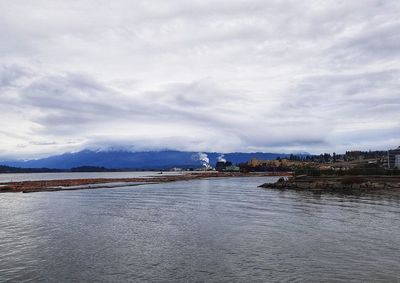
<box><xmin>217</xmin><ymin>154</ymin><xmax>226</xmax><ymax>163</ymax></box>
<box><xmin>197</xmin><ymin>152</ymin><xmax>212</xmax><ymax>169</ymax></box>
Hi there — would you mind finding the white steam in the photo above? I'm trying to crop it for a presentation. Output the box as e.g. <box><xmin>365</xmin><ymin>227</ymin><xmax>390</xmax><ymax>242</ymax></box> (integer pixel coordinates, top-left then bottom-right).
<box><xmin>217</xmin><ymin>154</ymin><xmax>226</xmax><ymax>163</ymax></box>
<box><xmin>198</xmin><ymin>152</ymin><xmax>212</xmax><ymax>169</ymax></box>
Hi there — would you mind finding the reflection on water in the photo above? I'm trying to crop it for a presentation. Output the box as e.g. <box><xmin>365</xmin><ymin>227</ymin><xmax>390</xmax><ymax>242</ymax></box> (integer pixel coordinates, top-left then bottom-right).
<box><xmin>0</xmin><ymin>177</ymin><xmax>399</xmax><ymax>282</ymax></box>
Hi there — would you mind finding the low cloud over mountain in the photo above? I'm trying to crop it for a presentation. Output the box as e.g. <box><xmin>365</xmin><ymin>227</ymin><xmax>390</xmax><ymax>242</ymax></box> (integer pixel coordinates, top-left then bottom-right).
<box><xmin>1</xmin><ymin>0</ymin><xmax>399</xmax><ymax>159</ymax></box>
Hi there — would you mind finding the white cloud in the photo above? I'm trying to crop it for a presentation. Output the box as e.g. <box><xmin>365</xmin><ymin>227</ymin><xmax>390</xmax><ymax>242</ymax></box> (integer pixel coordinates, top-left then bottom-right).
<box><xmin>0</xmin><ymin>0</ymin><xmax>399</xmax><ymax>158</ymax></box>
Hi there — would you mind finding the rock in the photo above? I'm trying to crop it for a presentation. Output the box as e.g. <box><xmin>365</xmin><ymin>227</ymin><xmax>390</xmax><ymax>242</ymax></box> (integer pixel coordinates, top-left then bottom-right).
<box><xmin>259</xmin><ymin>175</ymin><xmax>400</xmax><ymax>194</ymax></box>
<box><xmin>296</xmin><ymin>182</ymin><xmax>310</xmax><ymax>189</ymax></box>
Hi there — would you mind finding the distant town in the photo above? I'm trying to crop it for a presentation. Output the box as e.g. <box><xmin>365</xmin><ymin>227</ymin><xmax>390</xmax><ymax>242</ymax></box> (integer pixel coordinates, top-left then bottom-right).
<box><xmin>1</xmin><ymin>147</ymin><xmax>399</xmax><ymax>175</ymax></box>
<box><xmin>216</xmin><ymin>147</ymin><xmax>400</xmax><ymax>175</ymax></box>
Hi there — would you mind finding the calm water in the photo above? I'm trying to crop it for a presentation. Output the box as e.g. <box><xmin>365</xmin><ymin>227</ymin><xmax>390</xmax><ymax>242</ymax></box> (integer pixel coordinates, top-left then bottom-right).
<box><xmin>0</xmin><ymin>177</ymin><xmax>399</xmax><ymax>282</ymax></box>
<box><xmin>0</xmin><ymin>171</ymin><xmax>183</xmax><ymax>183</ymax></box>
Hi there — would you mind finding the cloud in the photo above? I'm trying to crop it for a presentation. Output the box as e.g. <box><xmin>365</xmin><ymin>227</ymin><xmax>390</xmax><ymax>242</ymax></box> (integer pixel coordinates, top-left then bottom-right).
<box><xmin>0</xmin><ymin>65</ymin><xmax>31</xmax><ymax>89</ymax></box>
<box><xmin>0</xmin><ymin>0</ymin><xmax>399</xmax><ymax>158</ymax></box>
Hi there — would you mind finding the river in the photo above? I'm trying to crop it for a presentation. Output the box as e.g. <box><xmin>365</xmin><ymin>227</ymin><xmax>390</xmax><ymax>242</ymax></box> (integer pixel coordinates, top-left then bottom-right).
<box><xmin>0</xmin><ymin>176</ymin><xmax>399</xmax><ymax>282</ymax></box>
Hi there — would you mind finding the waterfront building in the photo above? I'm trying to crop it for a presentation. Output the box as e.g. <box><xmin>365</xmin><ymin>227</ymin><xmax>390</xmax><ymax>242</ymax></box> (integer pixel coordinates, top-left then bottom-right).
<box><xmin>388</xmin><ymin>147</ymin><xmax>400</xmax><ymax>169</ymax></box>
<box><xmin>215</xmin><ymin>161</ymin><xmax>233</xmax><ymax>172</ymax></box>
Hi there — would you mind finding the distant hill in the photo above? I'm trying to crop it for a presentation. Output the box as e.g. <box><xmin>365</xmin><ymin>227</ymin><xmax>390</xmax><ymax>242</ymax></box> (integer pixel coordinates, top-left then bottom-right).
<box><xmin>0</xmin><ymin>150</ymin><xmax>298</xmax><ymax>170</ymax></box>
<box><xmin>0</xmin><ymin>165</ymin><xmax>62</xmax><ymax>173</ymax></box>
<box><xmin>70</xmin><ymin>166</ymin><xmax>119</xmax><ymax>172</ymax></box>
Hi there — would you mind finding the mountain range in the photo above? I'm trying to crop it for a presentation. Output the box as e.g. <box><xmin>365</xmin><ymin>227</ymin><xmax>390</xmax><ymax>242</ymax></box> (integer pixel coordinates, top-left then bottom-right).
<box><xmin>0</xmin><ymin>150</ymin><xmax>300</xmax><ymax>170</ymax></box>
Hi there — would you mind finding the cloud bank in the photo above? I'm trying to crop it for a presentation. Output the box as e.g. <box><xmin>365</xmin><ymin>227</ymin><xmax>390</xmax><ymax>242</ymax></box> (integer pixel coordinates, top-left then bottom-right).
<box><xmin>1</xmin><ymin>0</ymin><xmax>399</xmax><ymax>158</ymax></box>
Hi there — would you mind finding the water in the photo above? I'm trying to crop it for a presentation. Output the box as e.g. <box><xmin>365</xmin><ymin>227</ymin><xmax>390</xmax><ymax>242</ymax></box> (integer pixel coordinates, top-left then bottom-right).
<box><xmin>0</xmin><ymin>177</ymin><xmax>399</xmax><ymax>282</ymax></box>
<box><xmin>0</xmin><ymin>171</ymin><xmax>183</xmax><ymax>183</ymax></box>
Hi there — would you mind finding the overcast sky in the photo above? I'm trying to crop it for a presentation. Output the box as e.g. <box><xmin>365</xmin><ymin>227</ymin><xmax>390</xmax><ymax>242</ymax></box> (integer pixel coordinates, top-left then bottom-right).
<box><xmin>1</xmin><ymin>0</ymin><xmax>399</xmax><ymax>158</ymax></box>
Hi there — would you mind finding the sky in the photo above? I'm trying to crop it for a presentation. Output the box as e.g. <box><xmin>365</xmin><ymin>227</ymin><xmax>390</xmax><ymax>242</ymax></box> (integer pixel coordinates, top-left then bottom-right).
<box><xmin>1</xmin><ymin>0</ymin><xmax>399</xmax><ymax>159</ymax></box>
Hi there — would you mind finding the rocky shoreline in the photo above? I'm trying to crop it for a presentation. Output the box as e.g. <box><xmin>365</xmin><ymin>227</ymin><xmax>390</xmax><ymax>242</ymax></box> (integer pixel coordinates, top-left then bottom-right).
<box><xmin>0</xmin><ymin>172</ymin><xmax>290</xmax><ymax>193</ymax></box>
<box><xmin>259</xmin><ymin>175</ymin><xmax>400</xmax><ymax>193</ymax></box>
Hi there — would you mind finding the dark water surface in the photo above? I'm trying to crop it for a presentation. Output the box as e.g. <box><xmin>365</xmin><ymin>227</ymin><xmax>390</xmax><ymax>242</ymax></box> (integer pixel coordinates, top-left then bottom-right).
<box><xmin>1</xmin><ymin>177</ymin><xmax>399</xmax><ymax>282</ymax></box>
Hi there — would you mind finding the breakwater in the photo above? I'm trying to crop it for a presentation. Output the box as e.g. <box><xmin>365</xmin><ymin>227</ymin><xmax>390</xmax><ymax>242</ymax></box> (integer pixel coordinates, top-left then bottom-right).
<box><xmin>0</xmin><ymin>172</ymin><xmax>290</xmax><ymax>193</ymax></box>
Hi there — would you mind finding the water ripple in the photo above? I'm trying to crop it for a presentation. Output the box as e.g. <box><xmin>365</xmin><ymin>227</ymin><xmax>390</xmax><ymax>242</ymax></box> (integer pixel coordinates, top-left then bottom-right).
<box><xmin>0</xmin><ymin>177</ymin><xmax>399</xmax><ymax>282</ymax></box>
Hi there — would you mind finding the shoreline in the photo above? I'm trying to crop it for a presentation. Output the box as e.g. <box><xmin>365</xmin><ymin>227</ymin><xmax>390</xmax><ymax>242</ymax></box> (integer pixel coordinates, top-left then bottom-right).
<box><xmin>259</xmin><ymin>175</ymin><xmax>400</xmax><ymax>194</ymax></box>
<box><xmin>0</xmin><ymin>172</ymin><xmax>291</xmax><ymax>193</ymax></box>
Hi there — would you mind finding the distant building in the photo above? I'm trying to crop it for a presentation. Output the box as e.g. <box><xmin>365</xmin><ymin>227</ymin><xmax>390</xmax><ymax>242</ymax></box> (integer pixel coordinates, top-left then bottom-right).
<box><xmin>223</xmin><ymin>165</ymin><xmax>240</xmax><ymax>172</ymax></box>
<box><xmin>216</xmin><ymin>161</ymin><xmax>232</xmax><ymax>171</ymax></box>
<box><xmin>215</xmin><ymin>161</ymin><xmax>235</xmax><ymax>172</ymax></box>
<box><xmin>388</xmin><ymin>147</ymin><xmax>400</xmax><ymax>169</ymax></box>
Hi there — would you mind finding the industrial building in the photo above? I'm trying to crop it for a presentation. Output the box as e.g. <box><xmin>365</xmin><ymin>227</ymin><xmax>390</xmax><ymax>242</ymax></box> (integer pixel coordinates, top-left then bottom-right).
<box><xmin>215</xmin><ymin>161</ymin><xmax>240</xmax><ymax>172</ymax></box>
<box><xmin>388</xmin><ymin>147</ymin><xmax>400</xmax><ymax>169</ymax></box>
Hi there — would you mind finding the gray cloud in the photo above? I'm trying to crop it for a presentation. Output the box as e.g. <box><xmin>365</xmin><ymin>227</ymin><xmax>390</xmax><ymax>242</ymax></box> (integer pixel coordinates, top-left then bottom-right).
<box><xmin>0</xmin><ymin>64</ymin><xmax>31</xmax><ymax>89</ymax></box>
<box><xmin>0</xmin><ymin>0</ymin><xmax>399</xmax><ymax>158</ymax></box>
